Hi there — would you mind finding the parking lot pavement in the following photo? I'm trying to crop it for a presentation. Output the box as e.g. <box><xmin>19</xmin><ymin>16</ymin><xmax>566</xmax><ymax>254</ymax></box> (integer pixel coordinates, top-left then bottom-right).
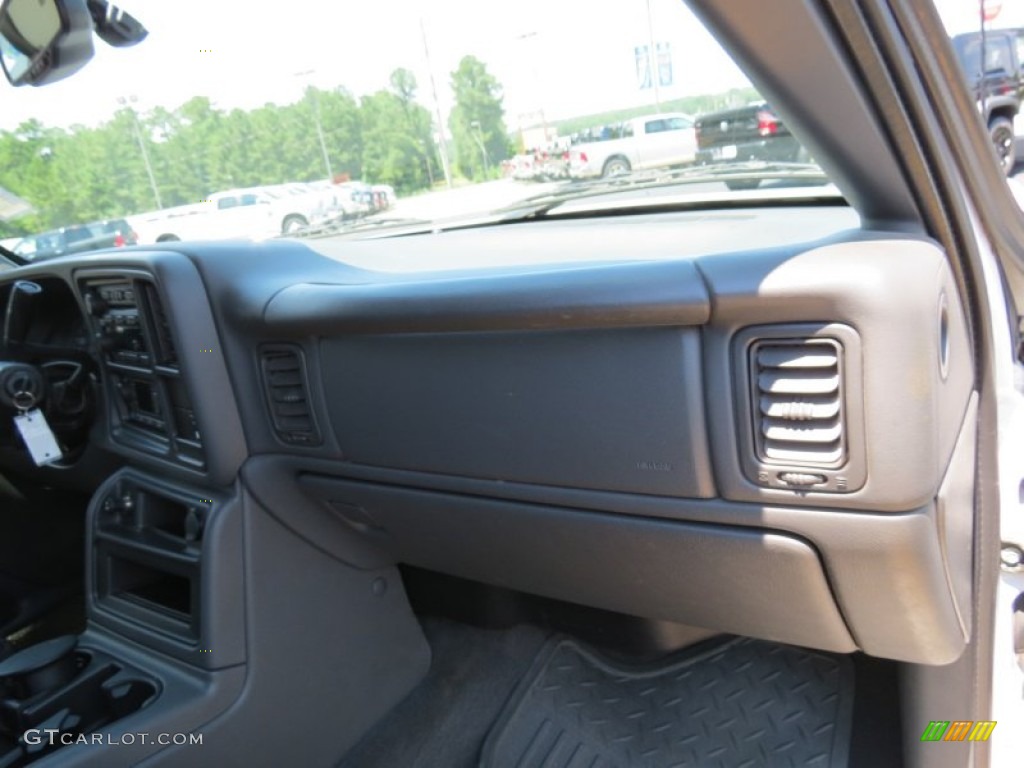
<box><xmin>1006</xmin><ymin>172</ymin><xmax>1024</xmax><ymax>207</ymax></box>
<box><xmin>385</xmin><ymin>179</ymin><xmax>563</xmax><ymax>223</ymax></box>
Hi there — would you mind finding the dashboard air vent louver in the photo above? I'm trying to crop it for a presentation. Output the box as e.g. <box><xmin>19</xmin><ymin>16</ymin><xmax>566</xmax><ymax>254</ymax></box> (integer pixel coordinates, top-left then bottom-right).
<box><xmin>260</xmin><ymin>345</ymin><xmax>321</xmax><ymax>446</ymax></box>
<box><xmin>142</xmin><ymin>283</ymin><xmax>178</xmax><ymax>367</ymax></box>
<box><xmin>751</xmin><ymin>338</ymin><xmax>845</xmax><ymax>466</ymax></box>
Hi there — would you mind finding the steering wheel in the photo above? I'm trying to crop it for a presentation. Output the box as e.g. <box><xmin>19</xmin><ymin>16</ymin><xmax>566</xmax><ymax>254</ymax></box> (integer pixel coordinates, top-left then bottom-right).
<box><xmin>0</xmin><ymin>362</ymin><xmax>47</xmax><ymax>413</ymax></box>
<box><xmin>0</xmin><ymin>360</ymin><xmax>95</xmax><ymax>463</ymax></box>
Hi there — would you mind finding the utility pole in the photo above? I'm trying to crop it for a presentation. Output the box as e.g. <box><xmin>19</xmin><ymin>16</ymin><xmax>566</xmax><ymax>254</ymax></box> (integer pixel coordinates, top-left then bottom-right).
<box><xmin>420</xmin><ymin>17</ymin><xmax>453</xmax><ymax>188</ymax></box>
<box><xmin>118</xmin><ymin>95</ymin><xmax>162</xmax><ymax>209</ymax></box>
<box><xmin>295</xmin><ymin>70</ymin><xmax>333</xmax><ymax>180</ymax></box>
<box><xmin>645</xmin><ymin>0</ymin><xmax>662</xmax><ymax>111</ymax></box>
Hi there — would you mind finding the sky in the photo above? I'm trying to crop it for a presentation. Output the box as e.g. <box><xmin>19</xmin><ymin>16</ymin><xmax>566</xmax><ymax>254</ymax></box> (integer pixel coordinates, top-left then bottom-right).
<box><xmin>935</xmin><ymin>0</ymin><xmax>1024</xmax><ymax>35</ymax></box>
<box><xmin>0</xmin><ymin>0</ymin><xmax>749</xmax><ymax>132</ymax></box>
<box><xmin>2</xmin><ymin>0</ymin><xmax>1017</xmax><ymax>134</ymax></box>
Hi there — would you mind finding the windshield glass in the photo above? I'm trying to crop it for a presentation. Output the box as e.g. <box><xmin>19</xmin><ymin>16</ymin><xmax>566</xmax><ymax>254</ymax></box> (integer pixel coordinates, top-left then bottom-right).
<box><xmin>0</xmin><ymin>0</ymin><xmax>1009</xmax><ymax>253</ymax></box>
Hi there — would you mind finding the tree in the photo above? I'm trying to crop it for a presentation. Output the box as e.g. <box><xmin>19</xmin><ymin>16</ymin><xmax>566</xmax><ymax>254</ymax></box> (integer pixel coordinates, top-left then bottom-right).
<box><xmin>0</xmin><ymin>56</ymin><xmax>539</xmax><ymax>233</ymax></box>
<box><xmin>448</xmin><ymin>56</ymin><xmax>509</xmax><ymax>181</ymax></box>
<box><xmin>390</xmin><ymin>68</ymin><xmax>418</xmax><ymax>106</ymax></box>
<box><xmin>360</xmin><ymin>88</ymin><xmax>433</xmax><ymax>194</ymax></box>
<box><xmin>389</xmin><ymin>68</ymin><xmax>439</xmax><ymax>186</ymax></box>
<box><xmin>314</xmin><ymin>87</ymin><xmax>363</xmax><ymax>181</ymax></box>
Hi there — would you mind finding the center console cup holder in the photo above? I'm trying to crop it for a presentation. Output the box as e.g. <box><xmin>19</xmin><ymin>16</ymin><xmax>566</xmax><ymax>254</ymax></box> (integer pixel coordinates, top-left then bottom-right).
<box><xmin>0</xmin><ymin>636</ymin><xmax>159</xmax><ymax>766</ymax></box>
<box><xmin>0</xmin><ymin>637</ymin><xmax>79</xmax><ymax>702</ymax></box>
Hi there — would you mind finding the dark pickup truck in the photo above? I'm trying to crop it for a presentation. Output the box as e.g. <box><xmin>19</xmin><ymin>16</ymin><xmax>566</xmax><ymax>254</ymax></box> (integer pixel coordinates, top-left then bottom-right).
<box><xmin>12</xmin><ymin>218</ymin><xmax>138</xmax><ymax>263</ymax></box>
<box><xmin>693</xmin><ymin>103</ymin><xmax>806</xmax><ymax>189</ymax></box>
<box><xmin>950</xmin><ymin>28</ymin><xmax>1024</xmax><ymax>175</ymax></box>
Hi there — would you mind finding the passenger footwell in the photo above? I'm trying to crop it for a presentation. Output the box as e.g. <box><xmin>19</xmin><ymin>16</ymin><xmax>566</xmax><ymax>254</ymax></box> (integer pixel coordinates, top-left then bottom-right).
<box><xmin>480</xmin><ymin>636</ymin><xmax>854</xmax><ymax>768</ymax></box>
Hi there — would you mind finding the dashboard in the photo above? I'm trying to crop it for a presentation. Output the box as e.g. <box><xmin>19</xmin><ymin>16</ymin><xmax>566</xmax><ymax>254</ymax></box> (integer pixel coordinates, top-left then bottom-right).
<box><xmin>0</xmin><ymin>205</ymin><xmax>979</xmax><ymax>667</ymax></box>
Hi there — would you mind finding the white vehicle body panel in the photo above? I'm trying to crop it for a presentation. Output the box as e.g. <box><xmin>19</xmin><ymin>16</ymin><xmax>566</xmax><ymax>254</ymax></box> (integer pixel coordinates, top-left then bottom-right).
<box><xmin>568</xmin><ymin>112</ymin><xmax>697</xmax><ymax>179</ymax></box>
<box><xmin>127</xmin><ymin>186</ymin><xmax>339</xmax><ymax>244</ymax></box>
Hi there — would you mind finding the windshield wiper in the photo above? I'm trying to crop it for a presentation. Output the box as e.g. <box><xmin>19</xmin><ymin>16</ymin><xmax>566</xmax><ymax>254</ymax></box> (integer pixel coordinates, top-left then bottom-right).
<box><xmin>495</xmin><ymin>162</ymin><xmax>833</xmax><ymax>220</ymax></box>
<box><xmin>303</xmin><ymin>163</ymin><xmax>835</xmax><ymax>243</ymax></box>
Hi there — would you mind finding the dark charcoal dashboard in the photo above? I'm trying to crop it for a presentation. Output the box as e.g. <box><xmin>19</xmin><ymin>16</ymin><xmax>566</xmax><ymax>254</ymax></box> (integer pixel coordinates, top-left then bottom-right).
<box><xmin>0</xmin><ymin>207</ymin><xmax>982</xmax><ymax>766</ymax></box>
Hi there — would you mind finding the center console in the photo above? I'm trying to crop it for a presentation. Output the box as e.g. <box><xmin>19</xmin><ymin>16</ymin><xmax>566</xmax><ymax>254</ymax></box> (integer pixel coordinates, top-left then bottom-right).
<box><xmin>0</xmin><ymin>637</ymin><xmax>158</xmax><ymax>767</ymax></box>
<box><xmin>86</xmin><ymin>470</ymin><xmax>245</xmax><ymax>669</ymax></box>
<box><xmin>0</xmin><ymin>465</ymin><xmax>247</xmax><ymax>767</ymax></box>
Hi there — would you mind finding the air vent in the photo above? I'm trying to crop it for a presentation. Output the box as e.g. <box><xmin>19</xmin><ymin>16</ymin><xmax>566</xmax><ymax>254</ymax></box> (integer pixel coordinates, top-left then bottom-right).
<box><xmin>260</xmin><ymin>345</ymin><xmax>321</xmax><ymax>446</ymax></box>
<box><xmin>142</xmin><ymin>283</ymin><xmax>178</xmax><ymax>367</ymax></box>
<box><xmin>751</xmin><ymin>338</ymin><xmax>845</xmax><ymax>466</ymax></box>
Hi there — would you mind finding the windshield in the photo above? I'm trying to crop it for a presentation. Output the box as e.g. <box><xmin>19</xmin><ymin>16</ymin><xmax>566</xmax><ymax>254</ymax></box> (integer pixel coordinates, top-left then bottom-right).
<box><xmin>0</xmin><ymin>0</ymin><xmax>1011</xmax><ymax>252</ymax></box>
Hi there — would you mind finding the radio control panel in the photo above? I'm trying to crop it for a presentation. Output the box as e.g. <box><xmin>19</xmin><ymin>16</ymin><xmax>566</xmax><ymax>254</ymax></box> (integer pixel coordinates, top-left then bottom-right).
<box><xmin>79</xmin><ymin>274</ymin><xmax>205</xmax><ymax>470</ymax></box>
<box><xmin>87</xmin><ymin>282</ymin><xmax>150</xmax><ymax>366</ymax></box>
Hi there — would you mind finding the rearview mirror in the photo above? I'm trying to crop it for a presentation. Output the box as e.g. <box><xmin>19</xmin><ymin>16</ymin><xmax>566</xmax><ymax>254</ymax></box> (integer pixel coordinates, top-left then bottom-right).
<box><xmin>0</xmin><ymin>0</ymin><xmax>94</xmax><ymax>87</ymax></box>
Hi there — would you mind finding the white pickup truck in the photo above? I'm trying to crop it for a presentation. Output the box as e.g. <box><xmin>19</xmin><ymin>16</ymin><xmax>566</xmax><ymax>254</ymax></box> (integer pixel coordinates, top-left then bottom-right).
<box><xmin>128</xmin><ymin>185</ymin><xmax>341</xmax><ymax>245</ymax></box>
<box><xmin>567</xmin><ymin>112</ymin><xmax>697</xmax><ymax>179</ymax></box>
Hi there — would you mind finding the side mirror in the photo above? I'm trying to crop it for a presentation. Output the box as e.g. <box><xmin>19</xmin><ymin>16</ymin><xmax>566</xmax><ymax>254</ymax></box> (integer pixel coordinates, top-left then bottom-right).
<box><xmin>0</xmin><ymin>0</ymin><xmax>94</xmax><ymax>86</ymax></box>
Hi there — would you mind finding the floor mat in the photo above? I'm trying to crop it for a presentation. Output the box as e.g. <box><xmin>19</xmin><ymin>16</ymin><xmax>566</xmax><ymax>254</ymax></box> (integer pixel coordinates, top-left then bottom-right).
<box><xmin>480</xmin><ymin>636</ymin><xmax>855</xmax><ymax>768</ymax></box>
<box><xmin>337</xmin><ymin>617</ymin><xmax>551</xmax><ymax>768</ymax></box>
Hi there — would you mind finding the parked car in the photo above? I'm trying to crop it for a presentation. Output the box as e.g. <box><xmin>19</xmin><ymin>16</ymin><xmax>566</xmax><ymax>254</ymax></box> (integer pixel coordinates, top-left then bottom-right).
<box><xmin>537</xmin><ymin>148</ymin><xmax>570</xmax><ymax>180</ymax></box>
<box><xmin>266</xmin><ymin>182</ymin><xmax>360</xmax><ymax>224</ymax></box>
<box><xmin>304</xmin><ymin>180</ymin><xmax>365</xmax><ymax>220</ymax></box>
<box><xmin>506</xmin><ymin>148</ymin><xmax>570</xmax><ymax>182</ymax></box>
<box><xmin>371</xmin><ymin>185</ymin><xmax>396</xmax><ymax>211</ymax></box>
<box><xmin>693</xmin><ymin>103</ymin><xmax>805</xmax><ymax>189</ymax></box>
<box><xmin>950</xmin><ymin>28</ymin><xmax>1024</xmax><ymax>174</ymax></box>
<box><xmin>129</xmin><ymin>186</ymin><xmax>335</xmax><ymax>244</ymax></box>
<box><xmin>338</xmin><ymin>181</ymin><xmax>377</xmax><ymax>215</ymax></box>
<box><xmin>568</xmin><ymin>112</ymin><xmax>697</xmax><ymax>178</ymax></box>
<box><xmin>508</xmin><ymin>153</ymin><xmax>538</xmax><ymax>180</ymax></box>
<box><xmin>12</xmin><ymin>218</ymin><xmax>138</xmax><ymax>262</ymax></box>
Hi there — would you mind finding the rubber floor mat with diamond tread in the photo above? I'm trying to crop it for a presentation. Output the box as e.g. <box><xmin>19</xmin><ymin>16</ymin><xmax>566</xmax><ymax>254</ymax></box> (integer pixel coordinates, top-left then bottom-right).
<box><xmin>480</xmin><ymin>636</ymin><xmax>854</xmax><ymax>768</ymax></box>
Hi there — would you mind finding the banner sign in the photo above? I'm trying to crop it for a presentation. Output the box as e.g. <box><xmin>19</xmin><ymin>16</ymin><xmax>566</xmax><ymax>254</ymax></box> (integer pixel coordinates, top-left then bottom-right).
<box><xmin>657</xmin><ymin>42</ymin><xmax>673</xmax><ymax>87</ymax></box>
<box><xmin>636</xmin><ymin>43</ymin><xmax>672</xmax><ymax>89</ymax></box>
<box><xmin>635</xmin><ymin>45</ymin><xmax>652</xmax><ymax>89</ymax></box>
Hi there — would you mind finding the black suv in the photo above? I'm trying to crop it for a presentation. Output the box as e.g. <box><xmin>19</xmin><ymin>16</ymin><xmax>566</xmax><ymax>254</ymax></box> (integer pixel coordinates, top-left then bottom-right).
<box><xmin>13</xmin><ymin>218</ymin><xmax>138</xmax><ymax>262</ymax></box>
<box><xmin>951</xmin><ymin>28</ymin><xmax>1024</xmax><ymax>174</ymax></box>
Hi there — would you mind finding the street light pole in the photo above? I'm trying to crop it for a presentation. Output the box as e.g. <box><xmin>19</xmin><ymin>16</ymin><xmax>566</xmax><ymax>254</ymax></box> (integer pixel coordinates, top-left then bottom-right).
<box><xmin>118</xmin><ymin>95</ymin><xmax>162</xmax><ymax>209</ymax></box>
<box><xmin>295</xmin><ymin>70</ymin><xmax>333</xmax><ymax>180</ymax></box>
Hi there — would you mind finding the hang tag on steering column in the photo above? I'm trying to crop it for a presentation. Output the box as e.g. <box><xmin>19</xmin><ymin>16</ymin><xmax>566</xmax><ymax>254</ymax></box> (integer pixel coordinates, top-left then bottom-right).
<box><xmin>14</xmin><ymin>409</ymin><xmax>63</xmax><ymax>466</ymax></box>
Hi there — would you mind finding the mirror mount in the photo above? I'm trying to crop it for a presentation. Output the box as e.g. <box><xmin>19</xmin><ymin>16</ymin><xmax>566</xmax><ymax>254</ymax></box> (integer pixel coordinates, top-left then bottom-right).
<box><xmin>86</xmin><ymin>0</ymin><xmax>146</xmax><ymax>48</ymax></box>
